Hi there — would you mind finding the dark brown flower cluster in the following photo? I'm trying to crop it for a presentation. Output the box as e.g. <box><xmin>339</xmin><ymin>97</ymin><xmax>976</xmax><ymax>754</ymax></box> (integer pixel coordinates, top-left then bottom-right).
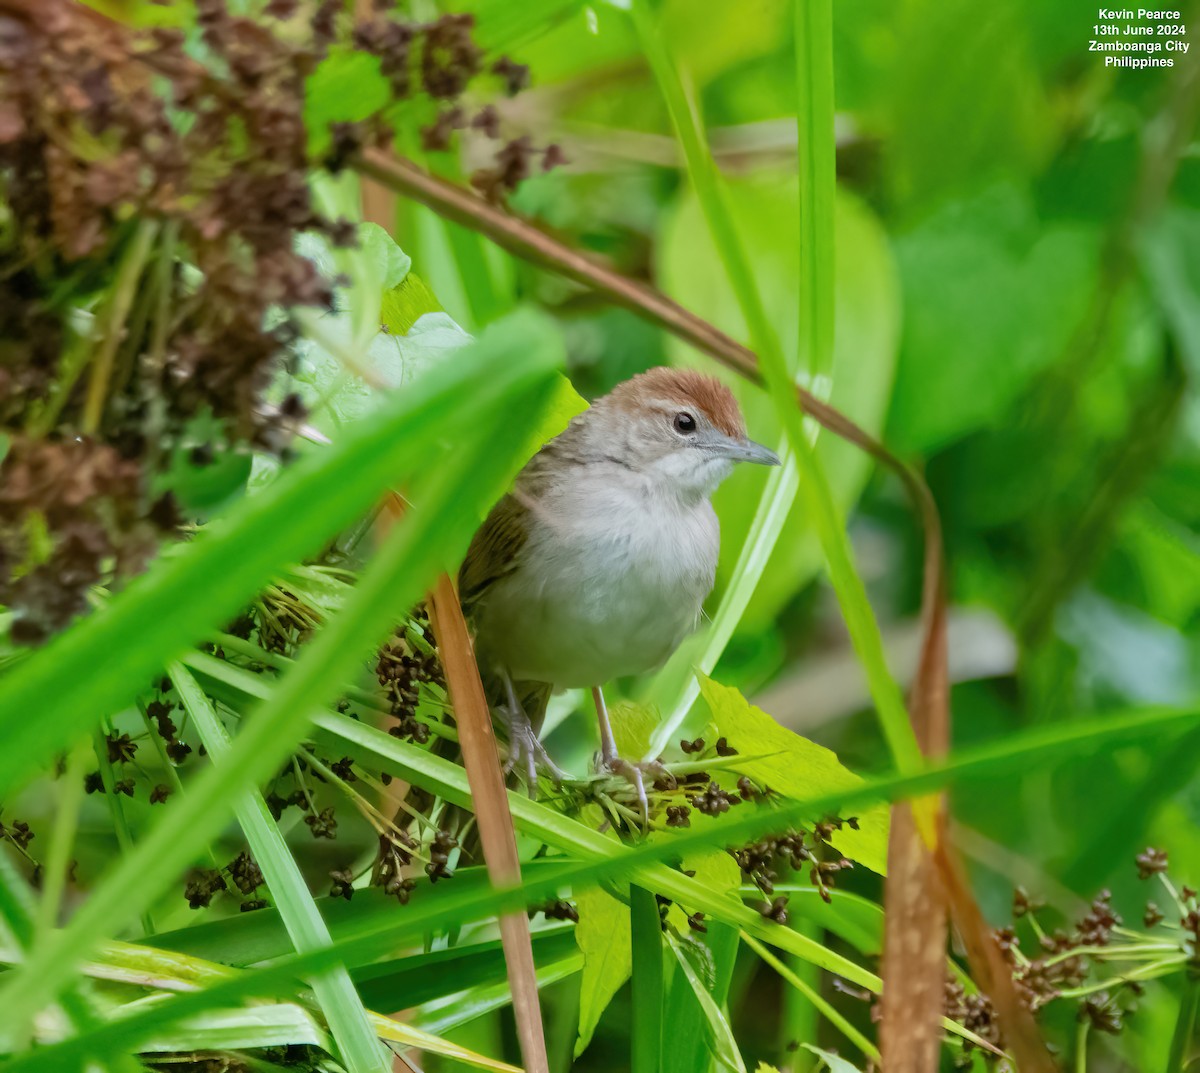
<box><xmin>0</xmin><ymin>0</ymin><xmax>560</xmax><ymax>640</ymax></box>
<box><xmin>0</xmin><ymin>437</ymin><xmax>174</xmax><ymax>642</ymax></box>
<box><xmin>375</xmin><ymin>612</ymin><xmax>444</xmax><ymax>740</ymax></box>
<box><xmin>949</xmin><ymin>848</ymin><xmax>1199</xmax><ymax>1065</ymax></box>
<box><xmin>733</xmin><ymin>817</ymin><xmax>855</xmax><ymax>909</ymax></box>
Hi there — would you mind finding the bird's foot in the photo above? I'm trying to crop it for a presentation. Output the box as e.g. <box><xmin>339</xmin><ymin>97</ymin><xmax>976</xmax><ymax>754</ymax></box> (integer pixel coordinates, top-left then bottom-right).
<box><xmin>496</xmin><ymin>705</ymin><xmax>568</xmax><ymax>794</ymax></box>
<box><xmin>597</xmin><ymin>752</ymin><xmax>668</xmax><ymax>827</ymax></box>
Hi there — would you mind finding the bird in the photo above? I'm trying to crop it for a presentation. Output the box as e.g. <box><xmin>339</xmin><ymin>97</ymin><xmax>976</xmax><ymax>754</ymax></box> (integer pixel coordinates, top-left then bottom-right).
<box><xmin>458</xmin><ymin>366</ymin><xmax>779</xmax><ymax>804</ymax></box>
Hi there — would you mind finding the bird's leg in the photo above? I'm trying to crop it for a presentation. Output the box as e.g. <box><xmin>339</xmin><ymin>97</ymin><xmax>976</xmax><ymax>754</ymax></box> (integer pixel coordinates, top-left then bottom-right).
<box><xmin>593</xmin><ymin>685</ymin><xmax>620</xmax><ymax>768</ymax></box>
<box><xmin>592</xmin><ymin>686</ymin><xmax>665</xmax><ymax>826</ymax></box>
<box><xmin>496</xmin><ymin>670</ymin><xmax>568</xmax><ymax>791</ymax></box>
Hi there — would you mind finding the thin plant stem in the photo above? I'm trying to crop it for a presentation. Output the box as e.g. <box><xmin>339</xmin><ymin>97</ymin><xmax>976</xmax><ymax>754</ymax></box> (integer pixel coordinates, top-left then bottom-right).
<box><xmin>1076</xmin><ymin>1017</ymin><xmax>1090</xmax><ymax>1073</ymax></box>
<box><xmin>92</xmin><ymin>725</ymin><xmax>154</xmax><ymax>936</ymax></box>
<box><xmin>743</xmin><ymin>931</ymin><xmax>881</xmax><ymax>1064</ymax></box>
<box><xmin>1168</xmin><ymin>969</ymin><xmax>1200</xmax><ymax>1073</ymax></box>
<box><xmin>136</xmin><ymin>700</ymin><xmax>221</xmax><ymax>869</ymax></box>
<box><xmin>32</xmin><ymin>739</ymin><xmax>89</xmax><ymax>940</ymax></box>
<box><xmin>82</xmin><ymin>219</ymin><xmax>159</xmax><ymax>435</ymax></box>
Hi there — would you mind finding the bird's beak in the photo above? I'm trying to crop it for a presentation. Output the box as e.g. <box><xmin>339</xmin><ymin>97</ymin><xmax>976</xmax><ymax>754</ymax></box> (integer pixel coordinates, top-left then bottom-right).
<box><xmin>719</xmin><ymin>438</ymin><xmax>781</xmax><ymax>466</ymax></box>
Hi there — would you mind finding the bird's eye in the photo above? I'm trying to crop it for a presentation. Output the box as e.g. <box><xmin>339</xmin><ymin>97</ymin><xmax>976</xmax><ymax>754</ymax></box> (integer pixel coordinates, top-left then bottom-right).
<box><xmin>673</xmin><ymin>411</ymin><xmax>697</xmax><ymax>434</ymax></box>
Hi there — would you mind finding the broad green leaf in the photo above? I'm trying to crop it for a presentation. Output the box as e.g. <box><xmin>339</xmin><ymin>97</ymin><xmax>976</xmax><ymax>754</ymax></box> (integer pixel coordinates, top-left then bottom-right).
<box><xmin>888</xmin><ymin>184</ymin><xmax>1099</xmax><ymax>453</ymax></box>
<box><xmin>381</xmin><ymin>272</ymin><xmax>444</xmax><ymax>335</ymax></box>
<box><xmin>574</xmin><ymin>886</ymin><xmax>633</xmax><ymax>1057</ymax></box>
<box><xmin>699</xmin><ymin>676</ymin><xmax>889</xmax><ymax>875</ymax></box>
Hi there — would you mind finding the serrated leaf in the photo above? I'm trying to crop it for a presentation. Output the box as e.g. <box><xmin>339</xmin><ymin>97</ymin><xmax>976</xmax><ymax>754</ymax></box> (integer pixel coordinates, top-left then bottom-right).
<box><xmin>610</xmin><ymin>701</ymin><xmax>661</xmax><ymax>759</ymax></box>
<box><xmin>698</xmin><ymin>675</ymin><xmax>888</xmax><ymax>874</ymax></box>
<box><xmin>573</xmin><ymin>885</ymin><xmax>632</xmax><ymax>1058</ymax></box>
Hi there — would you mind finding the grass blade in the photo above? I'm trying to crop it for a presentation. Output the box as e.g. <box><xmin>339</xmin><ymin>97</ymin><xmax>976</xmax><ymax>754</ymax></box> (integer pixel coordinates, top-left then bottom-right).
<box><xmin>630</xmin><ymin>885</ymin><xmax>665</xmax><ymax>1073</ymax></box>
<box><xmin>665</xmin><ymin>930</ymin><xmax>746</xmax><ymax>1073</ymax></box>
<box><xmin>174</xmin><ymin>663</ymin><xmax>388</xmax><ymax>1073</ymax></box>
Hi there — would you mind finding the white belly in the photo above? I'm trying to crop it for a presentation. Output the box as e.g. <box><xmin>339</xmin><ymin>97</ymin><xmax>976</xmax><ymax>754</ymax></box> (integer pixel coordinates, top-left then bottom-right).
<box><xmin>475</xmin><ymin>490</ymin><xmax>719</xmax><ymax>688</ymax></box>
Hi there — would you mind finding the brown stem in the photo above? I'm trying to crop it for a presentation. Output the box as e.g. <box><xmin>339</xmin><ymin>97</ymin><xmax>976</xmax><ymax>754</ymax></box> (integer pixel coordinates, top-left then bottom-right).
<box><xmin>425</xmin><ymin>569</ymin><xmax>551</xmax><ymax>1073</ymax></box>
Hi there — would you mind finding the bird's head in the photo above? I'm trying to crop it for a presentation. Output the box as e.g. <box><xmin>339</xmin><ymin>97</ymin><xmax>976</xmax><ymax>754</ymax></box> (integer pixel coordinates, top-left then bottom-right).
<box><xmin>589</xmin><ymin>367</ymin><xmax>780</xmax><ymax>501</ymax></box>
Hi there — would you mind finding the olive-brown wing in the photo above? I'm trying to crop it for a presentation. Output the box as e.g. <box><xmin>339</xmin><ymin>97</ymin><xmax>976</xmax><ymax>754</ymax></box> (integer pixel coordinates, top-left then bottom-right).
<box><xmin>457</xmin><ymin>492</ymin><xmax>529</xmax><ymax>619</ymax></box>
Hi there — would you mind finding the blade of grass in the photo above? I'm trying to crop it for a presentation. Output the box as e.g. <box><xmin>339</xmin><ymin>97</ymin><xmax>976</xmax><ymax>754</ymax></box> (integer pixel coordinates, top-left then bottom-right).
<box><xmin>32</xmin><ymin>739</ymin><xmax>89</xmax><ymax>941</ymax></box>
<box><xmin>665</xmin><ymin>930</ymin><xmax>746</xmax><ymax>1073</ymax></box>
<box><xmin>644</xmin><ymin>448</ymin><xmax>797</xmax><ymax>755</ymax></box>
<box><xmin>0</xmin><ymin>325</ymin><xmax>542</xmax><ymax>801</ymax></box>
<box><xmin>627</xmin><ymin>0</ymin><xmax>922</xmax><ymax>781</ymax></box>
<box><xmin>662</xmin><ymin>918</ymin><xmax>740</xmax><ymax>1073</ymax></box>
<box><xmin>12</xmin><ymin>695</ymin><xmax>1200</xmax><ymax>1069</ymax></box>
<box><xmin>173</xmin><ymin>663</ymin><xmax>389</xmax><ymax>1073</ymax></box>
<box><xmin>59</xmin><ymin>933</ymin><xmax>528</xmax><ymax>1072</ymax></box>
<box><xmin>630</xmin><ymin>885</ymin><xmax>665</xmax><ymax>1073</ymax></box>
<box><xmin>743</xmin><ymin>932</ymin><xmax>879</xmax><ymax>1065</ymax></box>
<box><xmin>0</xmin><ymin>327</ymin><xmax>560</xmax><ymax>1041</ymax></box>
<box><xmin>1168</xmin><ymin>969</ymin><xmax>1199</xmax><ymax>1073</ymax></box>
<box><xmin>643</xmin><ymin>0</ymin><xmax>830</xmax><ymax>744</ymax></box>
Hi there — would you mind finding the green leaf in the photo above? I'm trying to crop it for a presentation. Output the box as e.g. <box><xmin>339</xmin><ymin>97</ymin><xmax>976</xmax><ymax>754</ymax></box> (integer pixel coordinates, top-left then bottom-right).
<box><xmin>801</xmin><ymin>1043</ymin><xmax>865</xmax><ymax>1073</ymax></box>
<box><xmin>175</xmin><ymin>664</ymin><xmax>388</xmax><ymax>1073</ymax></box>
<box><xmin>630</xmin><ymin>885</ymin><xmax>665</xmax><ymax>1073</ymax></box>
<box><xmin>138</xmin><ymin>1004</ymin><xmax>331</xmax><ymax>1054</ymax></box>
<box><xmin>665</xmin><ymin>931</ymin><xmax>746</xmax><ymax>1073</ymax></box>
<box><xmin>304</xmin><ymin>49</ymin><xmax>391</xmax><ymax>157</ymax></box>
<box><xmin>611</xmin><ymin>700</ymin><xmax>662</xmax><ymax>760</ymax></box>
<box><xmin>699</xmin><ymin>675</ymin><xmax>889</xmax><ymax>874</ymax></box>
<box><xmin>381</xmin><ymin>272</ymin><xmax>444</xmax><ymax>335</ymax></box>
<box><xmin>888</xmin><ymin>184</ymin><xmax>1099</xmax><ymax>453</ymax></box>
<box><xmin>573</xmin><ymin>885</ymin><xmax>632</xmax><ymax>1057</ymax></box>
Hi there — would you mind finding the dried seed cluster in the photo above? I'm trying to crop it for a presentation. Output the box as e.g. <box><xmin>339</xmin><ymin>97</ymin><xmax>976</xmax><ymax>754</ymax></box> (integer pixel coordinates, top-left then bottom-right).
<box><xmin>942</xmin><ymin>847</ymin><xmax>1199</xmax><ymax>1065</ymax></box>
<box><xmin>0</xmin><ymin>0</ymin><xmax>560</xmax><ymax>641</ymax></box>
